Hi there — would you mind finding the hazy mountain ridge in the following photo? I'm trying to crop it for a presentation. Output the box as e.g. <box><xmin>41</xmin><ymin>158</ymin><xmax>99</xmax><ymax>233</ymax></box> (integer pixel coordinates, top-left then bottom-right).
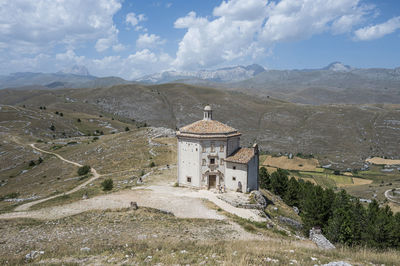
<box><xmin>135</xmin><ymin>64</ymin><xmax>266</xmax><ymax>84</ymax></box>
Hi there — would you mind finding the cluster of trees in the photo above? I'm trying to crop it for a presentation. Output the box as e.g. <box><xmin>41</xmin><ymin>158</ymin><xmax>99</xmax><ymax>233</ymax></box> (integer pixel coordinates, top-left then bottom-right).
<box><xmin>28</xmin><ymin>157</ymin><xmax>43</xmax><ymax>167</ymax></box>
<box><xmin>259</xmin><ymin>167</ymin><xmax>400</xmax><ymax>249</ymax></box>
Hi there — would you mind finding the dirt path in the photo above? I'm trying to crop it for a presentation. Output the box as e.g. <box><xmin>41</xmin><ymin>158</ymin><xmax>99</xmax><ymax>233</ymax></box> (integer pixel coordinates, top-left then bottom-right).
<box><xmin>14</xmin><ymin>144</ymin><xmax>101</xmax><ymax>211</ymax></box>
<box><xmin>1</xmin><ymin>183</ymin><xmax>266</xmax><ymax>223</ymax></box>
<box><xmin>385</xmin><ymin>188</ymin><xmax>400</xmax><ymax>204</ymax></box>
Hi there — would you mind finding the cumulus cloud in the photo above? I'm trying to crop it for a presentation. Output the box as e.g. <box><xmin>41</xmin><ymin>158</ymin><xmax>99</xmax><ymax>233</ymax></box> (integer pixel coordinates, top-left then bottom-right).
<box><xmin>126</xmin><ymin>12</ymin><xmax>147</xmax><ymax>30</ymax></box>
<box><xmin>0</xmin><ymin>0</ymin><xmax>122</xmax><ymax>54</ymax></box>
<box><xmin>173</xmin><ymin>0</ymin><xmax>373</xmax><ymax>70</ymax></box>
<box><xmin>136</xmin><ymin>33</ymin><xmax>166</xmax><ymax>48</ymax></box>
<box><xmin>354</xmin><ymin>16</ymin><xmax>400</xmax><ymax>41</ymax></box>
<box><xmin>91</xmin><ymin>49</ymin><xmax>172</xmax><ymax>79</ymax></box>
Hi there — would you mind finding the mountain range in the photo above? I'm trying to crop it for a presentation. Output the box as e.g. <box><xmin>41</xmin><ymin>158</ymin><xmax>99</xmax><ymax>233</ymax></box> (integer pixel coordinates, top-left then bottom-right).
<box><xmin>1</xmin><ymin>62</ymin><xmax>400</xmax><ymax>104</ymax></box>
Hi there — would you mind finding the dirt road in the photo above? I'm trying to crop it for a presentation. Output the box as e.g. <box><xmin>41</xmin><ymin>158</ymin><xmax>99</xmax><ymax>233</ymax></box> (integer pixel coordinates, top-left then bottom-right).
<box><xmin>14</xmin><ymin>143</ymin><xmax>101</xmax><ymax>211</ymax></box>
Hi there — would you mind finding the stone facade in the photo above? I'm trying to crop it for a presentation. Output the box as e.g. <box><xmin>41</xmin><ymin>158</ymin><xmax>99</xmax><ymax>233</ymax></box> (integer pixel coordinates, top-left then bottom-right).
<box><xmin>176</xmin><ymin>105</ymin><xmax>259</xmax><ymax>192</ymax></box>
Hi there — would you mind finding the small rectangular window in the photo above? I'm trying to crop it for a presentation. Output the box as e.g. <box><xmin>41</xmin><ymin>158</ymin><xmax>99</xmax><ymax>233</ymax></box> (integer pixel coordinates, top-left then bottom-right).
<box><xmin>233</xmin><ymin>166</ymin><xmax>236</xmax><ymax>170</ymax></box>
<box><xmin>187</xmin><ymin>176</ymin><xmax>191</xmax><ymax>183</ymax></box>
<box><xmin>210</xmin><ymin>158</ymin><xmax>215</xmax><ymax>164</ymax></box>
<box><xmin>220</xmin><ymin>144</ymin><xmax>224</xmax><ymax>152</ymax></box>
<box><xmin>202</xmin><ymin>159</ymin><xmax>206</xmax><ymax>166</ymax></box>
<box><xmin>232</xmin><ymin>176</ymin><xmax>236</xmax><ymax>181</ymax></box>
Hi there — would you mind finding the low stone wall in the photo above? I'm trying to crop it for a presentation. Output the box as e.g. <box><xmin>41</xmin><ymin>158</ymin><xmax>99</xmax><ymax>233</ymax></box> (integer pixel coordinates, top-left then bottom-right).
<box><xmin>217</xmin><ymin>195</ymin><xmax>265</xmax><ymax>210</ymax></box>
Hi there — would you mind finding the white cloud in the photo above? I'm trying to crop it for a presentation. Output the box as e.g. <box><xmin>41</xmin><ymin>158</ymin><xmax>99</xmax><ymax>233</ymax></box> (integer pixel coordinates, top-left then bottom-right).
<box><xmin>354</xmin><ymin>16</ymin><xmax>400</xmax><ymax>41</ymax></box>
<box><xmin>90</xmin><ymin>50</ymin><xmax>172</xmax><ymax>79</ymax></box>
<box><xmin>0</xmin><ymin>0</ymin><xmax>122</xmax><ymax>54</ymax></box>
<box><xmin>173</xmin><ymin>0</ymin><xmax>373</xmax><ymax>70</ymax></box>
<box><xmin>126</xmin><ymin>12</ymin><xmax>147</xmax><ymax>27</ymax></box>
<box><xmin>136</xmin><ymin>33</ymin><xmax>165</xmax><ymax>48</ymax></box>
<box><xmin>260</xmin><ymin>0</ymin><xmax>369</xmax><ymax>42</ymax></box>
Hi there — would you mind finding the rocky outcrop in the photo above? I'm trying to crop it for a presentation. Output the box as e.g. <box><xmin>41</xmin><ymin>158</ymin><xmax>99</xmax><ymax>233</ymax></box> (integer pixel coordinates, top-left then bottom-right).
<box><xmin>278</xmin><ymin>216</ymin><xmax>302</xmax><ymax>230</ymax></box>
<box><xmin>309</xmin><ymin>227</ymin><xmax>335</xmax><ymax>250</ymax></box>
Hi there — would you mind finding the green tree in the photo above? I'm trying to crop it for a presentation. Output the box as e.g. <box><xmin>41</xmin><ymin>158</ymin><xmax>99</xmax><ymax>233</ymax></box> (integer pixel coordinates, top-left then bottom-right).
<box><xmin>284</xmin><ymin>177</ymin><xmax>300</xmax><ymax>206</ymax></box>
<box><xmin>101</xmin><ymin>178</ymin><xmax>113</xmax><ymax>191</ymax></box>
<box><xmin>77</xmin><ymin>165</ymin><xmax>91</xmax><ymax>176</ymax></box>
<box><xmin>259</xmin><ymin>167</ymin><xmax>271</xmax><ymax>190</ymax></box>
<box><xmin>326</xmin><ymin>190</ymin><xmax>355</xmax><ymax>245</ymax></box>
<box><xmin>270</xmin><ymin>168</ymin><xmax>289</xmax><ymax>196</ymax></box>
<box><xmin>49</xmin><ymin>124</ymin><xmax>55</xmax><ymax>131</ymax></box>
<box><xmin>125</xmin><ymin>126</ymin><xmax>130</xmax><ymax>131</ymax></box>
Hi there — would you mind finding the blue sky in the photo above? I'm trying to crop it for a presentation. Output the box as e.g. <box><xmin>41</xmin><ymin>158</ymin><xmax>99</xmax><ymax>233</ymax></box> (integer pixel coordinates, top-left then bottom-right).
<box><xmin>0</xmin><ymin>0</ymin><xmax>399</xmax><ymax>79</ymax></box>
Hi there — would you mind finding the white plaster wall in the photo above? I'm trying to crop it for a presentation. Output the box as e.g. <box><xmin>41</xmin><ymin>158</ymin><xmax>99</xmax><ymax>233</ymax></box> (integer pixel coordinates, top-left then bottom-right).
<box><xmin>225</xmin><ymin>162</ymin><xmax>248</xmax><ymax>191</ymax></box>
<box><xmin>178</xmin><ymin>138</ymin><xmax>201</xmax><ymax>187</ymax></box>
<box><xmin>247</xmin><ymin>155</ymin><xmax>259</xmax><ymax>191</ymax></box>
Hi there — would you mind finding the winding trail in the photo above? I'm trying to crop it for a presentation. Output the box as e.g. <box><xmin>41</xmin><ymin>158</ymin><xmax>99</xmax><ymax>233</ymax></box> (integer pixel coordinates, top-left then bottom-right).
<box><xmin>2</xmin><ymin>140</ymin><xmax>266</xmax><ymax>223</ymax></box>
<box><xmin>14</xmin><ymin>143</ymin><xmax>101</xmax><ymax>211</ymax></box>
<box><xmin>385</xmin><ymin>188</ymin><xmax>400</xmax><ymax>204</ymax></box>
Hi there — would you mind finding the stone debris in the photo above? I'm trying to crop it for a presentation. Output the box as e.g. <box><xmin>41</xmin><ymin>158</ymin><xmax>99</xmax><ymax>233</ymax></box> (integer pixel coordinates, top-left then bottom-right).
<box><xmin>264</xmin><ymin>257</ymin><xmax>279</xmax><ymax>263</ymax></box>
<box><xmin>80</xmin><ymin>247</ymin><xmax>91</xmax><ymax>252</ymax></box>
<box><xmin>130</xmin><ymin>201</ymin><xmax>138</xmax><ymax>210</ymax></box>
<box><xmin>279</xmin><ymin>216</ymin><xmax>303</xmax><ymax>230</ymax></box>
<box><xmin>322</xmin><ymin>261</ymin><xmax>352</xmax><ymax>266</ymax></box>
<box><xmin>309</xmin><ymin>227</ymin><xmax>335</xmax><ymax>250</ymax></box>
<box><xmin>25</xmin><ymin>250</ymin><xmax>44</xmax><ymax>261</ymax></box>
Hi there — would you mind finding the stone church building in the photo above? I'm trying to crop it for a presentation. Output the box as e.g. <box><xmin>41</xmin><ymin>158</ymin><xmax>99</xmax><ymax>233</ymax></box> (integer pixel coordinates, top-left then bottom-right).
<box><xmin>176</xmin><ymin>105</ymin><xmax>259</xmax><ymax>192</ymax></box>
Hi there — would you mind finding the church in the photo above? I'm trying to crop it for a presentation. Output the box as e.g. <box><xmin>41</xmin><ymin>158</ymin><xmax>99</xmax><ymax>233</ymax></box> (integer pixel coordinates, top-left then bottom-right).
<box><xmin>176</xmin><ymin>105</ymin><xmax>259</xmax><ymax>192</ymax></box>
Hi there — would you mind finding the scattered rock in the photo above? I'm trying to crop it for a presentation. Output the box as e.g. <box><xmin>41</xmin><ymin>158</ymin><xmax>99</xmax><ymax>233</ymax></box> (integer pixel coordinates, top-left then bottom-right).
<box><xmin>144</xmin><ymin>256</ymin><xmax>152</xmax><ymax>262</ymax></box>
<box><xmin>25</xmin><ymin>250</ymin><xmax>44</xmax><ymax>261</ymax></box>
<box><xmin>130</xmin><ymin>201</ymin><xmax>138</xmax><ymax>210</ymax></box>
<box><xmin>279</xmin><ymin>216</ymin><xmax>303</xmax><ymax>230</ymax></box>
<box><xmin>309</xmin><ymin>227</ymin><xmax>335</xmax><ymax>250</ymax></box>
<box><xmin>293</xmin><ymin>206</ymin><xmax>299</xmax><ymax>214</ymax></box>
<box><xmin>322</xmin><ymin>262</ymin><xmax>352</xmax><ymax>266</ymax></box>
<box><xmin>80</xmin><ymin>247</ymin><xmax>91</xmax><ymax>252</ymax></box>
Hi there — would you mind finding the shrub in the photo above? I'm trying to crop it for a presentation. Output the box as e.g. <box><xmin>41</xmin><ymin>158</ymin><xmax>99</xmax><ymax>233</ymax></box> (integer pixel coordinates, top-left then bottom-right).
<box><xmin>77</xmin><ymin>118</ymin><xmax>81</xmax><ymax>122</ymax></box>
<box><xmin>37</xmin><ymin>157</ymin><xmax>43</xmax><ymax>164</ymax></box>
<box><xmin>149</xmin><ymin>161</ymin><xmax>155</xmax><ymax>167</ymax></box>
<box><xmin>125</xmin><ymin>126</ymin><xmax>130</xmax><ymax>131</ymax></box>
<box><xmin>59</xmin><ymin>112</ymin><xmax>63</xmax><ymax>117</ymax></box>
<box><xmin>29</xmin><ymin>160</ymin><xmax>36</xmax><ymax>167</ymax></box>
<box><xmin>101</xmin><ymin>178</ymin><xmax>113</xmax><ymax>191</ymax></box>
<box><xmin>50</xmin><ymin>124</ymin><xmax>55</xmax><ymax>131</ymax></box>
<box><xmin>77</xmin><ymin>165</ymin><xmax>91</xmax><ymax>176</ymax></box>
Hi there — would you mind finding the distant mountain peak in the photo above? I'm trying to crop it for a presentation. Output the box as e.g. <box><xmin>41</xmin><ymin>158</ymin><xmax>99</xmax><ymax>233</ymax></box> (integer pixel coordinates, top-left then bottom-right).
<box><xmin>59</xmin><ymin>65</ymin><xmax>91</xmax><ymax>76</ymax></box>
<box><xmin>135</xmin><ymin>64</ymin><xmax>266</xmax><ymax>84</ymax></box>
<box><xmin>323</xmin><ymin>62</ymin><xmax>352</xmax><ymax>72</ymax></box>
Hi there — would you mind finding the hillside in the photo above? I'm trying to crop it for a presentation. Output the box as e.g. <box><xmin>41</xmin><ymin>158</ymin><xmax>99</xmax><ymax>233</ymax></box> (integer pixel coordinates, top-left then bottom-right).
<box><xmin>1</xmin><ymin>93</ymin><xmax>400</xmax><ymax>264</ymax></box>
<box><xmin>1</xmin><ymin>83</ymin><xmax>399</xmax><ymax>169</ymax></box>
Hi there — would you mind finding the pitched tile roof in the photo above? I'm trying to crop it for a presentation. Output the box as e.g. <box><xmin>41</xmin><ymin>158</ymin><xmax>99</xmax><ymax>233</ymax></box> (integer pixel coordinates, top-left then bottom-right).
<box><xmin>179</xmin><ymin>119</ymin><xmax>238</xmax><ymax>134</ymax></box>
<box><xmin>225</xmin><ymin>148</ymin><xmax>255</xmax><ymax>164</ymax></box>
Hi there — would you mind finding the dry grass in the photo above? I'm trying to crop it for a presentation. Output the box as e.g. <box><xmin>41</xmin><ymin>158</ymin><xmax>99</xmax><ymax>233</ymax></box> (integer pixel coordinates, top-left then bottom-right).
<box><xmin>366</xmin><ymin>157</ymin><xmax>400</xmax><ymax>165</ymax></box>
<box><xmin>263</xmin><ymin>155</ymin><xmax>319</xmax><ymax>171</ymax></box>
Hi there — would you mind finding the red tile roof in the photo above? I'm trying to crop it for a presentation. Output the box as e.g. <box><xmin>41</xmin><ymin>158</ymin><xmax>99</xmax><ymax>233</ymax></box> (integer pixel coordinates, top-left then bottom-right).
<box><xmin>225</xmin><ymin>148</ymin><xmax>255</xmax><ymax>164</ymax></box>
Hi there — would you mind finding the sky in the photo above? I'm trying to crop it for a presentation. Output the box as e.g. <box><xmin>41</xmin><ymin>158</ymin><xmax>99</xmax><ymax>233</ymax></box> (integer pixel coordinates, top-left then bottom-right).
<box><xmin>0</xmin><ymin>0</ymin><xmax>400</xmax><ymax>79</ymax></box>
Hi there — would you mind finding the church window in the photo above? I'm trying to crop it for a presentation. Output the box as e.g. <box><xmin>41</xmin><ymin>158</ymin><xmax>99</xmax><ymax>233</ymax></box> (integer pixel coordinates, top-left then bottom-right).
<box><xmin>210</xmin><ymin>142</ymin><xmax>215</xmax><ymax>152</ymax></box>
<box><xmin>232</xmin><ymin>176</ymin><xmax>236</xmax><ymax>181</ymax></box>
<box><xmin>202</xmin><ymin>159</ymin><xmax>206</xmax><ymax>166</ymax></box>
<box><xmin>187</xmin><ymin>176</ymin><xmax>191</xmax><ymax>183</ymax></box>
<box><xmin>220</xmin><ymin>144</ymin><xmax>224</xmax><ymax>152</ymax></box>
<box><xmin>210</xmin><ymin>158</ymin><xmax>215</xmax><ymax>165</ymax></box>
<box><xmin>233</xmin><ymin>166</ymin><xmax>236</xmax><ymax>170</ymax></box>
